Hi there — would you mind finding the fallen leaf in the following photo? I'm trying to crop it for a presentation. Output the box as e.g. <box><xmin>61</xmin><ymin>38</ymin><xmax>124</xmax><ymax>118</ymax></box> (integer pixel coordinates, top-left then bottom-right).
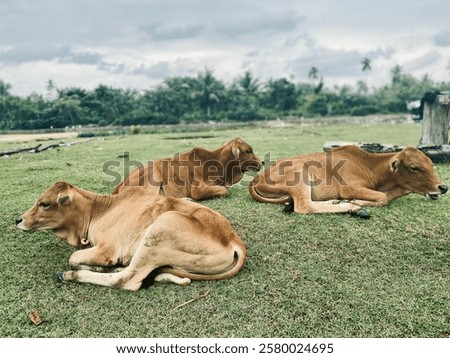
<box><xmin>29</xmin><ymin>310</ymin><xmax>44</xmax><ymax>326</ymax></box>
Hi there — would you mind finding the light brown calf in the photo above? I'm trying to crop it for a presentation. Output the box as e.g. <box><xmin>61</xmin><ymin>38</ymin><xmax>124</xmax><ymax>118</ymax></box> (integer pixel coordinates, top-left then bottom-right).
<box><xmin>17</xmin><ymin>182</ymin><xmax>247</xmax><ymax>291</ymax></box>
<box><xmin>249</xmin><ymin>145</ymin><xmax>447</xmax><ymax>216</ymax></box>
<box><xmin>113</xmin><ymin>137</ymin><xmax>263</xmax><ymax>200</ymax></box>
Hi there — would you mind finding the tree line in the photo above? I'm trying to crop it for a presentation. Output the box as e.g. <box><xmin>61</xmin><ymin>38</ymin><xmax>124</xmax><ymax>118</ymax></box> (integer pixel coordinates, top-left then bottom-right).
<box><xmin>0</xmin><ymin>64</ymin><xmax>449</xmax><ymax>130</ymax></box>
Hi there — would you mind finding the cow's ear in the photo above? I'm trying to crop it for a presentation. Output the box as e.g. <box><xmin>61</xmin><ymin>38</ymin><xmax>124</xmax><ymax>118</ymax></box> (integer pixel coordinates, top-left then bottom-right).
<box><xmin>57</xmin><ymin>193</ymin><xmax>72</xmax><ymax>206</ymax></box>
<box><xmin>390</xmin><ymin>159</ymin><xmax>400</xmax><ymax>172</ymax></box>
<box><xmin>232</xmin><ymin>147</ymin><xmax>240</xmax><ymax>160</ymax></box>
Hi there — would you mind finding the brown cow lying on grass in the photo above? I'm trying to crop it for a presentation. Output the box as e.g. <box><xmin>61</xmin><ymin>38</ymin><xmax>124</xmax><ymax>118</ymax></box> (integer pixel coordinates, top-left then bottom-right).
<box><xmin>113</xmin><ymin>137</ymin><xmax>263</xmax><ymax>200</ymax></box>
<box><xmin>249</xmin><ymin>145</ymin><xmax>447</xmax><ymax>217</ymax></box>
<box><xmin>16</xmin><ymin>181</ymin><xmax>247</xmax><ymax>291</ymax></box>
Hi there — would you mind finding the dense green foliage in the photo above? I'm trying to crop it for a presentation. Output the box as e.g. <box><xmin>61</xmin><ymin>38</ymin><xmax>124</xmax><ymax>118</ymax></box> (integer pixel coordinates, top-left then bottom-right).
<box><xmin>1</xmin><ymin>66</ymin><xmax>449</xmax><ymax>130</ymax></box>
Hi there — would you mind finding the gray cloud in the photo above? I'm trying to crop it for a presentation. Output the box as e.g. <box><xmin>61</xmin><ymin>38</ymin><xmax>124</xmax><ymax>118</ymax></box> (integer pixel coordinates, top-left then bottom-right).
<box><xmin>0</xmin><ymin>0</ymin><xmax>448</xmax><ymax>96</ymax></box>
<box><xmin>98</xmin><ymin>59</ymin><xmax>197</xmax><ymax>81</ymax></box>
<box><xmin>434</xmin><ymin>31</ymin><xmax>450</xmax><ymax>47</ymax></box>
<box><xmin>284</xmin><ymin>33</ymin><xmax>316</xmax><ymax>48</ymax></box>
<box><xmin>0</xmin><ymin>43</ymin><xmax>103</xmax><ymax>65</ymax></box>
<box><xmin>0</xmin><ymin>43</ymin><xmax>70</xmax><ymax>64</ymax></box>
<box><xmin>97</xmin><ymin>62</ymin><xmax>126</xmax><ymax>75</ymax></box>
<box><xmin>142</xmin><ymin>23</ymin><xmax>204</xmax><ymax>41</ymax></box>
<box><xmin>403</xmin><ymin>50</ymin><xmax>441</xmax><ymax>71</ymax></box>
<box><xmin>218</xmin><ymin>13</ymin><xmax>305</xmax><ymax>38</ymax></box>
<box><xmin>68</xmin><ymin>51</ymin><xmax>104</xmax><ymax>65</ymax></box>
<box><xmin>131</xmin><ymin>61</ymin><xmax>173</xmax><ymax>79</ymax></box>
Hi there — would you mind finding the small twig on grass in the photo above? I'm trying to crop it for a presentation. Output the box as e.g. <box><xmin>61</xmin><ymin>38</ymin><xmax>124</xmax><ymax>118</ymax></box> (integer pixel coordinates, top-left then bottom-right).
<box><xmin>1</xmin><ymin>144</ymin><xmax>42</xmax><ymax>157</ymax></box>
<box><xmin>1</xmin><ymin>137</ymin><xmax>95</xmax><ymax>157</ymax></box>
<box><xmin>171</xmin><ymin>290</ymin><xmax>211</xmax><ymax>311</ymax></box>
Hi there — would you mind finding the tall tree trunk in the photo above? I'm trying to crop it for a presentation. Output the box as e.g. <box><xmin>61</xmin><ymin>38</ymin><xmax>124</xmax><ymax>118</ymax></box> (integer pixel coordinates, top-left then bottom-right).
<box><xmin>420</xmin><ymin>94</ymin><xmax>450</xmax><ymax>146</ymax></box>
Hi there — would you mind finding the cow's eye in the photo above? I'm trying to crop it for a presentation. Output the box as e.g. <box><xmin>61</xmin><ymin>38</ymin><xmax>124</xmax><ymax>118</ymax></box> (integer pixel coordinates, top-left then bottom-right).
<box><xmin>39</xmin><ymin>202</ymin><xmax>51</xmax><ymax>210</ymax></box>
<box><xmin>410</xmin><ymin>165</ymin><xmax>420</xmax><ymax>172</ymax></box>
<box><xmin>246</xmin><ymin>149</ymin><xmax>253</xmax><ymax>154</ymax></box>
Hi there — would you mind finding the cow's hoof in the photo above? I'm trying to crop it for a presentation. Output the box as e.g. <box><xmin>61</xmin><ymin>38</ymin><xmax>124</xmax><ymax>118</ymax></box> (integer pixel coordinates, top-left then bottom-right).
<box><xmin>282</xmin><ymin>201</ymin><xmax>294</xmax><ymax>213</ymax></box>
<box><xmin>55</xmin><ymin>272</ymin><xmax>65</xmax><ymax>282</ymax></box>
<box><xmin>352</xmin><ymin>209</ymin><xmax>371</xmax><ymax>219</ymax></box>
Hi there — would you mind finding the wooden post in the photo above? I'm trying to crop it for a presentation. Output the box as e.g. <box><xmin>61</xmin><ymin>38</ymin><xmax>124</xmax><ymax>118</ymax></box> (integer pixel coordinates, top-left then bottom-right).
<box><xmin>420</xmin><ymin>94</ymin><xmax>450</xmax><ymax>146</ymax></box>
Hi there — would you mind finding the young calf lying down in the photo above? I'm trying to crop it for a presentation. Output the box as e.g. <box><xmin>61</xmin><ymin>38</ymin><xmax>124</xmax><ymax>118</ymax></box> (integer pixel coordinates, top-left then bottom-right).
<box><xmin>16</xmin><ymin>181</ymin><xmax>246</xmax><ymax>291</ymax></box>
<box><xmin>249</xmin><ymin>145</ymin><xmax>447</xmax><ymax>216</ymax></box>
<box><xmin>113</xmin><ymin>137</ymin><xmax>264</xmax><ymax>200</ymax></box>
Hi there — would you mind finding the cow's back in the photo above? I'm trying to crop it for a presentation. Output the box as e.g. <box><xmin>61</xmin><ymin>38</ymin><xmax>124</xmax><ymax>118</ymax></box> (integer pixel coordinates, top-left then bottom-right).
<box><xmin>253</xmin><ymin>146</ymin><xmax>374</xmax><ymax>199</ymax></box>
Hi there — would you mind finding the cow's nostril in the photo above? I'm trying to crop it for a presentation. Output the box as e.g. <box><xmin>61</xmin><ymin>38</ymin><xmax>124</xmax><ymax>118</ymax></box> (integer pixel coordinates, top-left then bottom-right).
<box><xmin>261</xmin><ymin>161</ymin><xmax>265</xmax><ymax>166</ymax></box>
<box><xmin>438</xmin><ymin>184</ymin><xmax>448</xmax><ymax>194</ymax></box>
<box><xmin>15</xmin><ymin>217</ymin><xmax>23</xmax><ymax>226</ymax></box>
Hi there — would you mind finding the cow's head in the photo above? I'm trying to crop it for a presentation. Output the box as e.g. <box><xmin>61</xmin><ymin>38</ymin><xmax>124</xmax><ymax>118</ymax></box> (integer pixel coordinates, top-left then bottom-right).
<box><xmin>390</xmin><ymin>147</ymin><xmax>448</xmax><ymax>199</ymax></box>
<box><xmin>16</xmin><ymin>181</ymin><xmax>85</xmax><ymax>247</ymax></box>
<box><xmin>228</xmin><ymin>137</ymin><xmax>264</xmax><ymax>172</ymax></box>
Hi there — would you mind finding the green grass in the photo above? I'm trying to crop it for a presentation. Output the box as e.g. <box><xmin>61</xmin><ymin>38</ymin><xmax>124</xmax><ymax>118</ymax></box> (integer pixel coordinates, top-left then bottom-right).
<box><xmin>1</xmin><ymin>121</ymin><xmax>449</xmax><ymax>338</ymax></box>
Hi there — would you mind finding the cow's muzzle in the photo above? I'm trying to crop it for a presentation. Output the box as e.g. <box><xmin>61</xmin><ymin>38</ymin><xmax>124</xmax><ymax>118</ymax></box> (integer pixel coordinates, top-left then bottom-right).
<box><xmin>426</xmin><ymin>184</ymin><xmax>448</xmax><ymax>200</ymax></box>
<box><xmin>247</xmin><ymin>161</ymin><xmax>264</xmax><ymax>172</ymax></box>
<box><xmin>16</xmin><ymin>216</ymin><xmax>30</xmax><ymax>231</ymax></box>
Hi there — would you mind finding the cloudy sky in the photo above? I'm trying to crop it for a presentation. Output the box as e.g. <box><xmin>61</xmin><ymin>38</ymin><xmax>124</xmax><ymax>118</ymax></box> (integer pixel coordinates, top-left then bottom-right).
<box><xmin>1</xmin><ymin>0</ymin><xmax>449</xmax><ymax>96</ymax></box>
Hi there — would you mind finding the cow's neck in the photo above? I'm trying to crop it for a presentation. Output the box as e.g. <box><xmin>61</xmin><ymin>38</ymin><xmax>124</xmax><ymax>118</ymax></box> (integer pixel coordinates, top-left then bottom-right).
<box><xmin>86</xmin><ymin>194</ymin><xmax>115</xmax><ymax>243</ymax></box>
<box><xmin>213</xmin><ymin>147</ymin><xmax>243</xmax><ymax>186</ymax></box>
<box><xmin>65</xmin><ymin>189</ymin><xmax>114</xmax><ymax>248</ymax></box>
<box><xmin>368</xmin><ymin>152</ymin><xmax>411</xmax><ymax>197</ymax></box>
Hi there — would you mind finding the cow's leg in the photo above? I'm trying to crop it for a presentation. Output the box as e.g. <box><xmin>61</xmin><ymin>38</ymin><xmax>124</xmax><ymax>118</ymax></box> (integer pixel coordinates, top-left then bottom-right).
<box><xmin>68</xmin><ymin>246</ymin><xmax>120</xmax><ymax>272</ymax></box>
<box><xmin>191</xmin><ymin>182</ymin><xmax>228</xmax><ymax>200</ymax></box>
<box><xmin>340</xmin><ymin>186</ymin><xmax>389</xmax><ymax>207</ymax></box>
<box><xmin>59</xmin><ymin>211</ymin><xmax>226</xmax><ymax>290</ymax></box>
<box><xmin>292</xmin><ymin>178</ymin><xmax>363</xmax><ymax>214</ymax></box>
<box><xmin>59</xmin><ymin>211</ymin><xmax>235</xmax><ymax>290</ymax></box>
<box><xmin>60</xmin><ymin>242</ymin><xmax>162</xmax><ymax>290</ymax></box>
<box><xmin>154</xmin><ymin>273</ymin><xmax>191</xmax><ymax>285</ymax></box>
<box><xmin>294</xmin><ymin>198</ymin><xmax>362</xmax><ymax>214</ymax></box>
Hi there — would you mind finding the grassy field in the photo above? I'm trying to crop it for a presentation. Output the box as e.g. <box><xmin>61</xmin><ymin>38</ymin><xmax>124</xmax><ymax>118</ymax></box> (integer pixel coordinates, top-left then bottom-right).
<box><xmin>1</xmin><ymin>120</ymin><xmax>449</xmax><ymax>338</ymax></box>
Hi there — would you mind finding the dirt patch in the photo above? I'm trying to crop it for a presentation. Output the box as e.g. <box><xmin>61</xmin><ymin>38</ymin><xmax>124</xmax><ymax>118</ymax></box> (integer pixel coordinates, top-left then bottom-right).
<box><xmin>0</xmin><ymin>132</ymin><xmax>78</xmax><ymax>143</ymax></box>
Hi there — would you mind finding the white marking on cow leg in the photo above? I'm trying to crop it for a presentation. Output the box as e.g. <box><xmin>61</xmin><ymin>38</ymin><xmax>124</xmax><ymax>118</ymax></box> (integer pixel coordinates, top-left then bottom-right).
<box><xmin>61</xmin><ymin>239</ymin><xmax>160</xmax><ymax>290</ymax></box>
<box><xmin>70</xmin><ymin>264</ymin><xmax>111</xmax><ymax>272</ymax></box>
<box><xmin>154</xmin><ymin>273</ymin><xmax>191</xmax><ymax>286</ymax></box>
<box><xmin>63</xmin><ymin>222</ymin><xmax>175</xmax><ymax>290</ymax></box>
<box><xmin>294</xmin><ymin>176</ymin><xmax>362</xmax><ymax>214</ymax></box>
<box><xmin>307</xmin><ymin>200</ymin><xmax>362</xmax><ymax>214</ymax></box>
<box><xmin>61</xmin><ymin>267</ymin><xmax>154</xmax><ymax>291</ymax></box>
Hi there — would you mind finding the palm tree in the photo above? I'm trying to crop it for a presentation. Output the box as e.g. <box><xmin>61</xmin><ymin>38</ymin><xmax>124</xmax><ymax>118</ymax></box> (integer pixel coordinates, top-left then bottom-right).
<box><xmin>391</xmin><ymin>65</ymin><xmax>403</xmax><ymax>85</ymax></box>
<box><xmin>229</xmin><ymin>71</ymin><xmax>260</xmax><ymax>117</ymax></box>
<box><xmin>45</xmin><ymin>79</ymin><xmax>58</xmax><ymax>101</ymax></box>
<box><xmin>195</xmin><ymin>67</ymin><xmax>224</xmax><ymax>117</ymax></box>
<box><xmin>361</xmin><ymin>58</ymin><xmax>371</xmax><ymax>89</ymax></box>
<box><xmin>0</xmin><ymin>80</ymin><xmax>12</xmax><ymax>126</ymax></box>
<box><xmin>0</xmin><ymin>80</ymin><xmax>11</xmax><ymax>97</ymax></box>
<box><xmin>237</xmin><ymin>71</ymin><xmax>260</xmax><ymax>96</ymax></box>
<box><xmin>361</xmin><ymin>58</ymin><xmax>371</xmax><ymax>72</ymax></box>
<box><xmin>266</xmin><ymin>78</ymin><xmax>297</xmax><ymax>112</ymax></box>
<box><xmin>308</xmin><ymin>66</ymin><xmax>319</xmax><ymax>86</ymax></box>
<box><xmin>52</xmin><ymin>96</ymin><xmax>81</xmax><ymax>125</ymax></box>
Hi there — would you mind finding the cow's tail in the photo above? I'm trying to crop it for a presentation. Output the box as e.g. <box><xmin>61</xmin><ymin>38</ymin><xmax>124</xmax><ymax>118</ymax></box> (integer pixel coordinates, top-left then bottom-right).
<box><xmin>159</xmin><ymin>242</ymin><xmax>247</xmax><ymax>282</ymax></box>
<box><xmin>248</xmin><ymin>179</ymin><xmax>291</xmax><ymax>205</ymax></box>
<box><xmin>112</xmin><ymin>182</ymin><xmax>123</xmax><ymax>195</ymax></box>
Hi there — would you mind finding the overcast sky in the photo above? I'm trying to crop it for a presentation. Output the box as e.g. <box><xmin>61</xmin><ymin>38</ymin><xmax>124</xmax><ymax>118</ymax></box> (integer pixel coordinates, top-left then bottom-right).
<box><xmin>1</xmin><ymin>0</ymin><xmax>449</xmax><ymax>96</ymax></box>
